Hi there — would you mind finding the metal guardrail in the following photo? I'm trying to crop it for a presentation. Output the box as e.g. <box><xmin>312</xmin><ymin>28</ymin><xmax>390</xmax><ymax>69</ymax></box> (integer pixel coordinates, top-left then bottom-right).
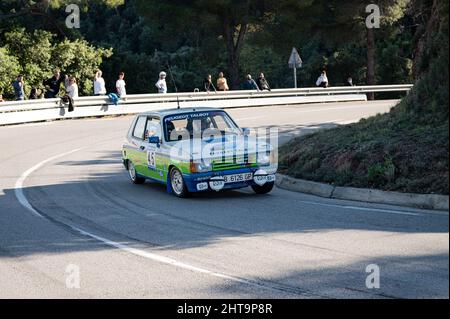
<box><xmin>0</xmin><ymin>85</ymin><xmax>412</xmax><ymax>125</ymax></box>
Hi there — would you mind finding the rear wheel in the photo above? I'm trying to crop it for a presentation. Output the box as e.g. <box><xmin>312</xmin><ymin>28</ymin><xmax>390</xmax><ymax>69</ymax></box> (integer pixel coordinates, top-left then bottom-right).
<box><xmin>128</xmin><ymin>161</ymin><xmax>145</xmax><ymax>184</ymax></box>
<box><xmin>251</xmin><ymin>181</ymin><xmax>274</xmax><ymax>194</ymax></box>
<box><xmin>170</xmin><ymin>168</ymin><xmax>189</xmax><ymax>198</ymax></box>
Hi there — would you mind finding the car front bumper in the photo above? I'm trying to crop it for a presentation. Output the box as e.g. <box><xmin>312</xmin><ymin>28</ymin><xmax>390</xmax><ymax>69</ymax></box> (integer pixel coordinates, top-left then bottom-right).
<box><xmin>182</xmin><ymin>166</ymin><xmax>276</xmax><ymax>193</ymax></box>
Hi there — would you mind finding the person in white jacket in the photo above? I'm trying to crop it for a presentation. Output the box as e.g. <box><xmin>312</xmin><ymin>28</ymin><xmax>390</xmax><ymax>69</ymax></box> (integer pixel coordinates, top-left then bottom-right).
<box><xmin>155</xmin><ymin>71</ymin><xmax>167</xmax><ymax>94</ymax></box>
<box><xmin>66</xmin><ymin>76</ymin><xmax>79</xmax><ymax>98</ymax></box>
<box><xmin>94</xmin><ymin>70</ymin><xmax>107</xmax><ymax>95</ymax></box>
<box><xmin>116</xmin><ymin>72</ymin><xmax>126</xmax><ymax>97</ymax></box>
<box><xmin>316</xmin><ymin>70</ymin><xmax>329</xmax><ymax>88</ymax></box>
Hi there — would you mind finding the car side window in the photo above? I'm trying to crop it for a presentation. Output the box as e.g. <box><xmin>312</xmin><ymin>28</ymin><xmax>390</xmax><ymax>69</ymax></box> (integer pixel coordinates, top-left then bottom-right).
<box><xmin>145</xmin><ymin>117</ymin><xmax>161</xmax><ymax>140</ymax></box>
<box><xmin>132</xmin><ymin>116</ymin><xmax>147</xmax><ymax>140</ymax></box>
<box><xmin>165</xmin><ymin>118</ymin><xmax>189</xmax><ymax>142</ymax></box>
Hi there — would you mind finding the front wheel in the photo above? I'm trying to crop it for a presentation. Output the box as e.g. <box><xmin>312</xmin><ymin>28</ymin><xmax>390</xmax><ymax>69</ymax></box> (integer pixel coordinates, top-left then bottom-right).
<box><xmin>251</xmin><ymin>182</ymin><xmax>274</xmax><ymax>194</ymax></box>
<box><xmin>128</xmin><ymin>160</ymin><xmax>145</xmax><ymax>184</ymax></box>
<box><xmin>170</xmin><ymin>168</ymin><xmax>189</xmax><ymax>198</ymax></box>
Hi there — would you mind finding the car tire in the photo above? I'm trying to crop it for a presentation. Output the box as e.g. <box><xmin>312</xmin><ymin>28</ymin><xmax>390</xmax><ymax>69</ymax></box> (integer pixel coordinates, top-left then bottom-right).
<box><xmin>128</xmin><ymin>161</ymin><xmax>145</xmax><ymax>184</ymax></box>
<box><xmin>251</xmin><ymin>181</ymin><xmax>274</xmax><ymax>194</ymax></box>
<box><xmin>170</xmin><ymin>167</ymin><xmax>189</xmax><ymax>198</ymax></box>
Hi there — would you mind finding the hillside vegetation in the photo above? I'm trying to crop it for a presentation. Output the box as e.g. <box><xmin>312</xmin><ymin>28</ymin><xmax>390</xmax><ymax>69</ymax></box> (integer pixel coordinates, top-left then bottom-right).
<box><xmin>279</xmin><ymin>0</ymin><xmax>448</xmax><ymax>195</ymax></box>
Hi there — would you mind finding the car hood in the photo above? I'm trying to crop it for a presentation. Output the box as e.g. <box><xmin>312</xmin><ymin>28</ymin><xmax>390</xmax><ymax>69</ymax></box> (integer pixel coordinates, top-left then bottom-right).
<box><xmin>167</xmin><ymin>135</ymin><xmax>274</xmax><ymax>161</ymax></box>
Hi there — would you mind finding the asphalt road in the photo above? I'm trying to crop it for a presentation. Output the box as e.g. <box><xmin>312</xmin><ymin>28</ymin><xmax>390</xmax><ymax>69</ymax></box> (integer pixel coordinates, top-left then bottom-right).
<box><xmin>0</xmin><ymin>100</ymin><xmax>448</xmax><ymax>298</ymax></box>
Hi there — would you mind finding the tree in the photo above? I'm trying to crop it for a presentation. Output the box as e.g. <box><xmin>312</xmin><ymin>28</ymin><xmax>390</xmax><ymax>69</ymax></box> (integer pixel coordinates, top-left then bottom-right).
<box><xmin>0</xmin><ymin>48</ymin><xmax>21</xmax><ymax>97</ymax></box>
<box><xmin>1</xmin><ymin>28</ymin><xmax>112</xmax><ymax>97</ymax></box>
<box><xmin>402</xmin><ymin>0</ymin><xmax>448</xmax><ymax>118</ymax></box>
<box><xmin>134</xmin><ymin>0</ymin><xmax>305</xmax><ymax>89</ymax></box>
<box><xmin>262</xmin><ymin>0</ymin><xmax>410</xmax><ymax>92</ymax></box>
<box><xmin>0</xmin><ymin>0</ymin><xmax>124</xmax><ymax>38</ymax></box>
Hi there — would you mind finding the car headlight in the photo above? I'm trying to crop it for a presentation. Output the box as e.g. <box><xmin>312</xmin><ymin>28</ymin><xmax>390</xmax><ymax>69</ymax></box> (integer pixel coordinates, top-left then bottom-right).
<box><xmin>190</xmin><ymin>161</ymin><xmax>212</xmax><ymax>173</ymax></box>
<box><xmin>258</xmin><ymin>151</ymin><xmax>271</xmax><ymax>165</ymax></box>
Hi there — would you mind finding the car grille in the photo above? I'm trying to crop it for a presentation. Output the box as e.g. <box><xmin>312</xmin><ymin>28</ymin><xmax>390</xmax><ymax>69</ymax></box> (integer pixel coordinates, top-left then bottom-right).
<box><xmin>212</xmin><ymin>156</ymin><xmax>257</xmax><ymax>171</ymax></box>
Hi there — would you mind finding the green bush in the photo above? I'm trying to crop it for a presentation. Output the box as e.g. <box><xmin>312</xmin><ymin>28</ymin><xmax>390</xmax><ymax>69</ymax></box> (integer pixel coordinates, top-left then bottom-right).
<box><xmin>0</xmin><ymin>28</ymin><xmax>112</xmax><ymax>98</ymax></box>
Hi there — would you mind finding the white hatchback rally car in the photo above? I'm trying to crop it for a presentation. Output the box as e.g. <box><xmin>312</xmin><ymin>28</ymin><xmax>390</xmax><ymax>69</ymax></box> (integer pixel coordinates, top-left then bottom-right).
<box><xmin>122</xmin><ymin>107</ymin><xmax>277</xmax><ymax>197</ymax></box>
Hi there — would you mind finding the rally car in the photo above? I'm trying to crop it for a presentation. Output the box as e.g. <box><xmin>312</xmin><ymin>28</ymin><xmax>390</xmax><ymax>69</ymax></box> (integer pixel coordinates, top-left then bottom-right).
<box><xmin>122</xmin><ymin>107</ymin><xmax>277</xmax><ymax>197</ymax></box>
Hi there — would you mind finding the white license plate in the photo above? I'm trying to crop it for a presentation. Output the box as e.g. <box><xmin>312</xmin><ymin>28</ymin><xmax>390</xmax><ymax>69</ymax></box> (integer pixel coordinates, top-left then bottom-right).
<box><xmin>223</xmin><ymin>173</ymin><xmax>253</xmax><ymax>183</ymax></box>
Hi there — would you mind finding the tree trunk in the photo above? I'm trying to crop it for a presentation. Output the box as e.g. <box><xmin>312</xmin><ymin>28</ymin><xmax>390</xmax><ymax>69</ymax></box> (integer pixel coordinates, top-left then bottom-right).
<box><xmin>413</xmin><ymin>0</ymin><xmax>440</xmax><ymax>79</ymax></box>
<box><xmin>227</xmin><ymin>52</ymin><xmax>240</xmax><ymax>90</ymax></box>
<box><xmin>366</xmin><ymin>27</ymin><xmax>376</xmax><ymax>100</ymax></box>
<box><xmin>223</xmin><ymin>17</ymin><xmax>248</xmax><ymax>90</ymax></box>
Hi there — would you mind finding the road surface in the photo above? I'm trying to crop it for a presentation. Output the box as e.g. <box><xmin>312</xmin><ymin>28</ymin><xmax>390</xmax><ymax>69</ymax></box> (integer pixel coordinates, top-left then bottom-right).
<box><xmin>0</xmin><ymin>100</ymin><xmax>448</xmax><ymax>298</ymax></box>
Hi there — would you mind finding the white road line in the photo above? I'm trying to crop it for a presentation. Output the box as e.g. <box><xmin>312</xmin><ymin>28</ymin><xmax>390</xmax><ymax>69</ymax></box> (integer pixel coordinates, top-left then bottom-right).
<box><xmin>13</xmin><ymin>148</ymin><xmax>306</xmax><ymax>295</ymax></box>
<box><xmin>14</xmin><ymin>146</ymin><xmax>428</xmax><ymax>296</ymax></box>
<box><xmin>295</xmin><ymin>199</ymin><xmax>422</xmax><ymax>216</ymax></box>
<box><xmin>14</xmin><ymin>148</ymin><xmax>84</xmax><ymax>218</ymax></box>
<box><xmin>72</xmin><ymin>226</ymin><xmax>252</xmax><ymax>284</ymax></box>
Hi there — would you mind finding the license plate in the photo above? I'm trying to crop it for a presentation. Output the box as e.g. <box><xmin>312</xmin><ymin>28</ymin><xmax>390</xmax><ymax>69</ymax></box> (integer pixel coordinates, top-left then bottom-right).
<box><xmin>223</xmin><ymin>173</ymin><xmax>253</xmax><ymax>183</ymax></box>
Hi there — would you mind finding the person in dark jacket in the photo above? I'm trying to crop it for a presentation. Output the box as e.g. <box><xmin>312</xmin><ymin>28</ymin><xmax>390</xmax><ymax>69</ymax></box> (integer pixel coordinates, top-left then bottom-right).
<box><xmin>43</xmin><ymin>68</ymin><xmax>65</xmax><ymax>98</ymax></box>
<box><xmin>243</xmin><ymin>74</ymin><xmax>260</xmax><ymax>91</ymax></box>
<box><xmin>257</xmin><ymin>73</ymin><xmax>271</xmax><ymax>91</ymax></box>
<box><xmin>29</xmin><ymin>88</ymin><xmax>38</xmax><ymax>99</ymax></box>
<box><xmin>203</xmin><ymin>75</ymin><xmax>216</xmax><ymax>92</ymax></box>
<box><xmin>12</xmin><ymin>74</ymin><xmax>25</xmax><ymax>100</ymax></box>
<box><xmin>345</xmin><ymin>76</ymin><xmax>355</xmax><ymax>86</ymax></box>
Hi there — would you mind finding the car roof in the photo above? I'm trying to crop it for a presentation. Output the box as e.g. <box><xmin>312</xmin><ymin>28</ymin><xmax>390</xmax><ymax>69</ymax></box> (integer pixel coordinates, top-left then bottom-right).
<box><xmin>138</xmin><ymin>107</ymin><xmax>222</xmax><ymax>117</ymax></box>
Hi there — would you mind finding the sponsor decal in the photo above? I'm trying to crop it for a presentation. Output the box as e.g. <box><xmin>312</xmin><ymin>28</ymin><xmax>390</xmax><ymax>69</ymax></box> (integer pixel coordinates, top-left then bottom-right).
<box><xmin>196</xmin><ymin>182</ymin><xmax>208</xmax><ymax>191</ymax></box>
<box><xmin>253</xmin><ymin>169</ymin><xmax>268</xmax><ymax>186</ymax></box>
<box><xmin>165</xmin><ymin>112</ymin><xmax>213</xmax><ymax>122</ymax></box>
<box><xmin>147</xmin><ymin>145</ymin><xmax>157</xmax><ymax>169</ymax></box>
<box><xmin>209</xmin><ymin>176</ymin><xmax>225</xmax><ymax>191</ymax></box>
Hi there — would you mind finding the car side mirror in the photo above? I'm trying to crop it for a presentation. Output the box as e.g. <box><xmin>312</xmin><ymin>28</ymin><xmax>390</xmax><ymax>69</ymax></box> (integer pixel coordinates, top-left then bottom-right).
<box><xmin>242</xmin><ymin>128</ymin><xmax>251</xmax><ymax>136</ymax></box>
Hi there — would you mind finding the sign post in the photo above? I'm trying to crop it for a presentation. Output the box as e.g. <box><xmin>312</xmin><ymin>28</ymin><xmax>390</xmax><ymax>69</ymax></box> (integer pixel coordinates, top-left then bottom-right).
<box><xmin>288</xmin><ymin>47</ymin><xmax>302</xmax><ymax>88</ymax></box>
<box><xmin>293</xmin><ymin>65</ymin><xmax>297</xmax><ymax>88</ymax></box>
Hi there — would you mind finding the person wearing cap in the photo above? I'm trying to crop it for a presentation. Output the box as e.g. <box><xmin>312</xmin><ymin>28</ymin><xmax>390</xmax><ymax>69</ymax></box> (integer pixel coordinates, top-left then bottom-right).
<box><xmin>94</xmin><ymin>69</ymin><xmax>107</xmax><ymax>95</ymax></box>
<box><xmin>12</xmin><ymin>74</ymin><xmax>25</xmax><ymax>100</ymax></box>
<box><xmin>316</xmin><ymin>70</ymin><xmax>329</xmax><ymax>88</ymax></box>
<box><xmin>155</xmin><ymin>71</ymin><xmax>167</xmax><ymax>94</ymax></box>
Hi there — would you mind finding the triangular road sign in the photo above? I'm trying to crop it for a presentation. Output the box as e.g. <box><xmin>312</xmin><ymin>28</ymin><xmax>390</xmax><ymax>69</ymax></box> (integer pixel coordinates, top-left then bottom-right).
<box><xmin>289</xmin><ymin>47</ymin><xmax>302</xmax><ymax>68</ymax></box>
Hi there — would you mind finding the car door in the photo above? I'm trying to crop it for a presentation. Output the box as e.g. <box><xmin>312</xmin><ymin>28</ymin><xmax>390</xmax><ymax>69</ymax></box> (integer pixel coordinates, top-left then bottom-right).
<box><xmin>143</xmin><ymin>116</ymin><xmax>165</xmax><ymax>181</ymax></box>
<box><xmin>129</xmin><ymin>115</ymin><xmax>149</xmax><ymax>177</ymax></box>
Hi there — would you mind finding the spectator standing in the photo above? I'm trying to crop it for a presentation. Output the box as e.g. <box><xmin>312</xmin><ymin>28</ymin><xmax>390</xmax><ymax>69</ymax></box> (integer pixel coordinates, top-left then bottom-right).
<box><xmin>12</xmin><ymin>74</ymin><xmax>25</xmax><ymax>100</ymax></box>
<box><xmin>346</xmin><ymin>76</ymin><xmax>355</xmax><ymax>86</ymax></box>
<box><xmin>116</xmin><ymin>72</ymin><xmax>127</xmax><ymax>97</ymax></box>
<box><xmin>155</xmin><ymin>71</ymin><xmax>167</xmax><ymax>93</ymax></box>
<box><xmin>29</xmin><ymin>88</ymin><xmax>38</xmax><ymax>99</ymax></box>
<box><xmin>64</xmin><ymin>74</ymin><xmax>70</xmax><ymax>91</ymax></box>
<box><xmin>203</xmin><ymin>74</ymin><xmax>216</xmax><ymax>92</ymax></box>
<box><xmin>43</xmin><ymin>68</ymin><xmax>65</xmax><ymax>98</ymax></box>
<box><xmin>243</xmin><ymin>74</ymin><xmax>260</xmax><ymax>91</ymax></box>
<box><xmin>94</xmin><ymin>70</ymin><xmax>107</xmax><ymax>95</ymax></box>
<box><xmin>216</xmin><ymin>72</ymin><xmax>229</xmax><ymax>91</ymax></box>
<box><xmin>316</xmin><ymin>70</ymin><xmax>329</xmax><ymax>88</ymax></box>
<box><xmin>257</xmin><ymin>73</ymin><xmax>271</xmax><ymax>91</ymax></box>
<box><xmin>66</xmin><ymin>76</ymin><xmax>79</xmax><ymax>98</ymax></box>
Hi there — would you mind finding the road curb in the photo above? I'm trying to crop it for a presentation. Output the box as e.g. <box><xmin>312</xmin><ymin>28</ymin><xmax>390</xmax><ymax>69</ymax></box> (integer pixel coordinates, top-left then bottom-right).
<box><xmin>275</xmin><ymin>174</ymin><xmax>449</xmax><ymax>211</ymax></box>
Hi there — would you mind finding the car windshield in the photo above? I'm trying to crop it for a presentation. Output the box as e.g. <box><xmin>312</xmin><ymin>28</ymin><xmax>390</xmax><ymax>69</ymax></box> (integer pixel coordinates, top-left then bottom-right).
<box><xmin>164</xmin><ymin>111</ymin><xmax>241</xmax><ymax>142</ymax></box>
